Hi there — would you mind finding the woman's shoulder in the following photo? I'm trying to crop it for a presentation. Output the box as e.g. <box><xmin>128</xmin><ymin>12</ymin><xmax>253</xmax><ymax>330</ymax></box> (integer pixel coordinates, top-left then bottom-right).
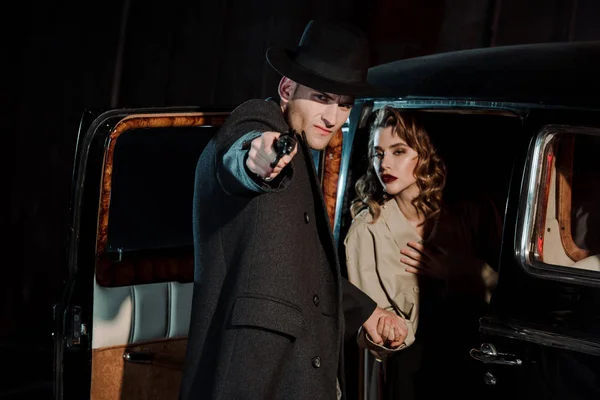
<box><xmin>345</xmin><ymin>202</ymin><xmax>395</xmax><ymax>241</ymax></box>
<box><xmin>354</xmin><ymin>207</ymin><xmax>373</xmax><ymax>222</ymax></box>
<box><xmin>344</xmin><ymin>208</ymin><xmax>375</xmax><ymax>241</ymax></box>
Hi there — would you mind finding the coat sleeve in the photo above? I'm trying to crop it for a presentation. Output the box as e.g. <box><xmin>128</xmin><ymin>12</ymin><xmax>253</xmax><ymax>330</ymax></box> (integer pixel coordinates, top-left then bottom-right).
<box><xmin>344</xmin><ymin>217</ymin><xmax>417</xmax><ymax>358</ymax></box>
<box><xmin>473</xmin><ymin>196</ymin><xmax>502</xmax><ymax>300</ymax></box>
<box><xmin>214</xmin><ymin>99</ymin><xmax>294</xmax><ymax>196</ymax></box>
<box><xmin>445</xmin><ymin>196</ymin><xmax>501</xmax><ymax>300</ymax></box>
<box><xmin>341</xmin><ymin>277</ymin><xmax>376</xmax><ymax>342</ymax></box>
<box><xmin>475</xmin><ymin>196</ymin><xmax>503</xmax><ymax>271</ymax></box>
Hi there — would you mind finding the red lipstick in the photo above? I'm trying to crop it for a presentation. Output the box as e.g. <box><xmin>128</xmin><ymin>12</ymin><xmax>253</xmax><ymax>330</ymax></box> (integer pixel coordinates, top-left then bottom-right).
<box><xmin>381</xmin><ymin>174</ymin><xmax>397</xmax><ymax>183</ymax></box>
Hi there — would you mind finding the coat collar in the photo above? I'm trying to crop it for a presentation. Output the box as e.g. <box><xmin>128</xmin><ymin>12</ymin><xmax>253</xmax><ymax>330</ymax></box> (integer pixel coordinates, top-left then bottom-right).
<box><xmin>379</xmin><ymin>199</ymin><xmax>422</xmax><ymax>251</ymax></box>
<box><xmin>379</xmin><ymin>199</ymin><xmax>447</xmax><ymax>256</ymax></box>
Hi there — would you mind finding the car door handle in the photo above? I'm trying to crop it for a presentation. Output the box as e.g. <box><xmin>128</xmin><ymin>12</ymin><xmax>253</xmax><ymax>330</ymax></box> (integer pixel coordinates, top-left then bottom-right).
<box><xmin>470</xmin><ymin>343</ymin><xmax>522</xmax><ymax>366</ymax></box>
<box><xmin>123</xmin><ymin>350</ymin><xmax>184</xmax><ymax>370</ymax></box>
<box><xmin>123</xmin><ymin>350</ymin><xmax>153</xmax><ymax>364</ymax></box>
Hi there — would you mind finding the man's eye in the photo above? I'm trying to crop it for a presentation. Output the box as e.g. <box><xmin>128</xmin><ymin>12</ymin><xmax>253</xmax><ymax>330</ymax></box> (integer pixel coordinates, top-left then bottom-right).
<box><xmin>340</xmin><ymin>103</ymin><xmax>353</xmax><ymax>110</ymax></box>
<box><xmin>394</xmin><ymin>150</ymin><xmax>405</xmax><ymax>155</ymax></box>
<box><xmin>315</xmin><ymin>94</ymin><xmax>327</xmax><ymax>101</ymax></box>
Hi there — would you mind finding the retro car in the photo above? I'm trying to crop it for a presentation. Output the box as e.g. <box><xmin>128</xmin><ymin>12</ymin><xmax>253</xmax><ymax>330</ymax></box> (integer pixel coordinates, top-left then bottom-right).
<box><xmin>54</xmin><ymin>40</ymin><xmax>600</xmax><ymax>399</ymax></box>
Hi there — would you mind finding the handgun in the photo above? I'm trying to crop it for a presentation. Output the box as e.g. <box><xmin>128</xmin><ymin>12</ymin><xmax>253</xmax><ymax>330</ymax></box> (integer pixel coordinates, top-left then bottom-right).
<box><xmin>270</xmin><ymin>129</ymin><xmax>299</xmax><ymax>168</ymax></box>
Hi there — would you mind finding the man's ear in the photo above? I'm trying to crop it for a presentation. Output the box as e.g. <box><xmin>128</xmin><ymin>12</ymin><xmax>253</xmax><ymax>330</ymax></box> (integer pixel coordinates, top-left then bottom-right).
<box><xmin>278</xmin><ymin>77</ymin><xmax>296</xmax><ymax>106</ymax></box>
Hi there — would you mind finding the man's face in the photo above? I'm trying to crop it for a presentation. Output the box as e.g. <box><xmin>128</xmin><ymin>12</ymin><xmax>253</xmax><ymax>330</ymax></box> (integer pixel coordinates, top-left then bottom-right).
<box><xmin>284</xmin><ymin>83</ymin><xmax>354</xmax><ymax>150</ymax></box>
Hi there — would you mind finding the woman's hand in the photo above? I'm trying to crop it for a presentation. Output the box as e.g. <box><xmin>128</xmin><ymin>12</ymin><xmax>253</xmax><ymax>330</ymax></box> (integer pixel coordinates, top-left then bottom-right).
<box><xmin>377</xmin><ymin>314</ymin><xmax>408</xmax><ymax>348</ymax></box>
<box><xmin>401</xmin><ymin>241</ymin><xmax>448</xmax><ymax>281</ymax></box>
<box><xmin>363</xmin><ymin>307</ymin><xmax>407</xmax><ymax>348</ymax></box>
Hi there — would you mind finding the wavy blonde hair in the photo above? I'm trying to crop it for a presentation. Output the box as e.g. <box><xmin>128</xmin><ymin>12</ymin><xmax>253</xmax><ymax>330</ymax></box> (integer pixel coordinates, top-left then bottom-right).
<box><xmin>351</xmin><ymin>107</ymin><xmax>447</xmax><ymax>224</ymax></box>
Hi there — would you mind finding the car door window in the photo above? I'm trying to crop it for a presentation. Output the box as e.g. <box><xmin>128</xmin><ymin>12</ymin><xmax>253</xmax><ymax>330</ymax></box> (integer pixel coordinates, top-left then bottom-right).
<box><xmin>519</xmin><ymin>126</ymin><xmax>600</xmax><ymax>276</ymax></box>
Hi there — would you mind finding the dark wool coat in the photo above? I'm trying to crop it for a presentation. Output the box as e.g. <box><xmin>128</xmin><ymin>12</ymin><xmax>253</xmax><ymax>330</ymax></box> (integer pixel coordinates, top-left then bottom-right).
<box><xmin>180</xmin><ymin>99</ymin><xmax>376</xmax><ymax>400</ymax></box>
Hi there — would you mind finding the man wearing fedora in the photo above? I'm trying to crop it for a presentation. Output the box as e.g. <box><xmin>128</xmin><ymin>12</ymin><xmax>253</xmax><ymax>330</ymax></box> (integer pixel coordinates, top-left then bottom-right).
<box><xmin>180</xmin><ymin>20</ymin><xmax>407</xmax><ymax>400</ymax></box>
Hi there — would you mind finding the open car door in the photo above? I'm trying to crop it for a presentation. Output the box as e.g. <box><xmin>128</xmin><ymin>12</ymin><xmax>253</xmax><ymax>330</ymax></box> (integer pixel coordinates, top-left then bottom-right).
<box><xmin>54</xmin><ymin>108</ymin><xmax>230</xmax><ymax>400</ymax></box>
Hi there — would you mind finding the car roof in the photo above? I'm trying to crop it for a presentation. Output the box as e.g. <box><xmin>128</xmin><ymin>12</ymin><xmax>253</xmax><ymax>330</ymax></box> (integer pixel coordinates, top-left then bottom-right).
<box><xmin>367</xmin><ymin>41</ymin><xmax>600</xmax><ymax>109</ymax></box>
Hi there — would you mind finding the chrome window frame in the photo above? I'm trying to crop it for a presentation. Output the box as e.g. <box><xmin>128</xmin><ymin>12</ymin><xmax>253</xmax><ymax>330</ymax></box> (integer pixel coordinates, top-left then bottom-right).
<box><xmin>516</xmin><ymin>124</ymin><xmax>600</xmax><ymax>287</ymax></box>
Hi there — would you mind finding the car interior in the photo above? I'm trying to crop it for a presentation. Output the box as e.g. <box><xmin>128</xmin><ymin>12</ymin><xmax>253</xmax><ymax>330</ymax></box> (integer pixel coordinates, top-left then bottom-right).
<box><xmin>536</xmin><ymin>132</ymin><xmax>600</xmax><ymax>270</ymax></box>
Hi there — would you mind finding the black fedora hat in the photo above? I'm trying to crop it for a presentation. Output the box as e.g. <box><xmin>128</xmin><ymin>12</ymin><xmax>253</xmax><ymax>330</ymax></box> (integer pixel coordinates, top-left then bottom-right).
<box><xmin>266</xmin><ymin>20</ymin><xmax>382</xmax><ymax>96</ymax></box>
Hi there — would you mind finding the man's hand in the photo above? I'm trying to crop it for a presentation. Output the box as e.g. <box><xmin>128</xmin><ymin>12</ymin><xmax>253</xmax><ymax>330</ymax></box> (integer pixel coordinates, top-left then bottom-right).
<box><xmin>362</xmin><ymin>307</ymin><xmax>407</xmax><ymax>348</ymax></box>
<box><xmin>401</xmin><ymin>241</ymin><xmax>448</xmax><ymax>281</ymax></box>
<box><xmin>246</xmin><ymin>131</ymin><xmax>298</xmax><ymax>181</ymax></box>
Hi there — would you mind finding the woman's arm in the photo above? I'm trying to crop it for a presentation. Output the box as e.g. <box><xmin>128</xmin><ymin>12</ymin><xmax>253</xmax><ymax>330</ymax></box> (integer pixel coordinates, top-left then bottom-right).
<box><xmin>344</xmin><ymin>218</ymin><xmax>417</xmax><ymax>357</ymax></box>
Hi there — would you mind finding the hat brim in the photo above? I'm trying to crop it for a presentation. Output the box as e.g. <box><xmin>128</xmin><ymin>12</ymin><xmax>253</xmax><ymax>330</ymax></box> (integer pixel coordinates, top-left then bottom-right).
<box><xmin>267</xmin><ymin>48</ymin><xmax>386</xmax><ymax>97</ymax></box>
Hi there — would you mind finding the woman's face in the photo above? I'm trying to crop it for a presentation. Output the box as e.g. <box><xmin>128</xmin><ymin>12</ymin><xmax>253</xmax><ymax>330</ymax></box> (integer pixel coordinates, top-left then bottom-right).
<box><xmin>372</xmin><ymin>126</ymin><xmax>419</xmax><ymax>197</ymax></box>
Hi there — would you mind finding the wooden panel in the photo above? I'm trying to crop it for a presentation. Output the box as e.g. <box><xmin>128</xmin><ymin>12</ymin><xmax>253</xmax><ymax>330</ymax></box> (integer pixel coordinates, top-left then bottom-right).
<box><xmin>556</xmin><ymin>135</ymin><xmax>591</xmax><ymax>262</ymax></box>
<box><xmin>322</xmin><ymin>128</ymin><xmax>343</xmax><ymax>229</ymax></box>
<box><xmin>91</xmin><ymin>337</ymin><xmax>187</xmax><ymax>400</ymax></box>
<box><xmin>96</xmin><ymin>247</ymin><xmax>194</xmax><ymax>288</ymax></box>
<box><xmin>535</xmin><ymin>145</ymin><xmax>555</xmax><ymax>262</ymax></box>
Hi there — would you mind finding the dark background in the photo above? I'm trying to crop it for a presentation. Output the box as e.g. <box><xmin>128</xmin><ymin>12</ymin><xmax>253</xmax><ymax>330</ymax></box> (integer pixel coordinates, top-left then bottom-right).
<box><xmin>2</xmin><ymin>0</ymin><xmax>600</xmax><ymax>397</ymax></box>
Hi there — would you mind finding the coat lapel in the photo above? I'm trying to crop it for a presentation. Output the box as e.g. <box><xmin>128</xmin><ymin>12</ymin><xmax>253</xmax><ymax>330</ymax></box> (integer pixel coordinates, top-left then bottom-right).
<box><xmin>380</xmin><ymin>199</ymin><xmax>422</xmax><ymax>252</ymax></box>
